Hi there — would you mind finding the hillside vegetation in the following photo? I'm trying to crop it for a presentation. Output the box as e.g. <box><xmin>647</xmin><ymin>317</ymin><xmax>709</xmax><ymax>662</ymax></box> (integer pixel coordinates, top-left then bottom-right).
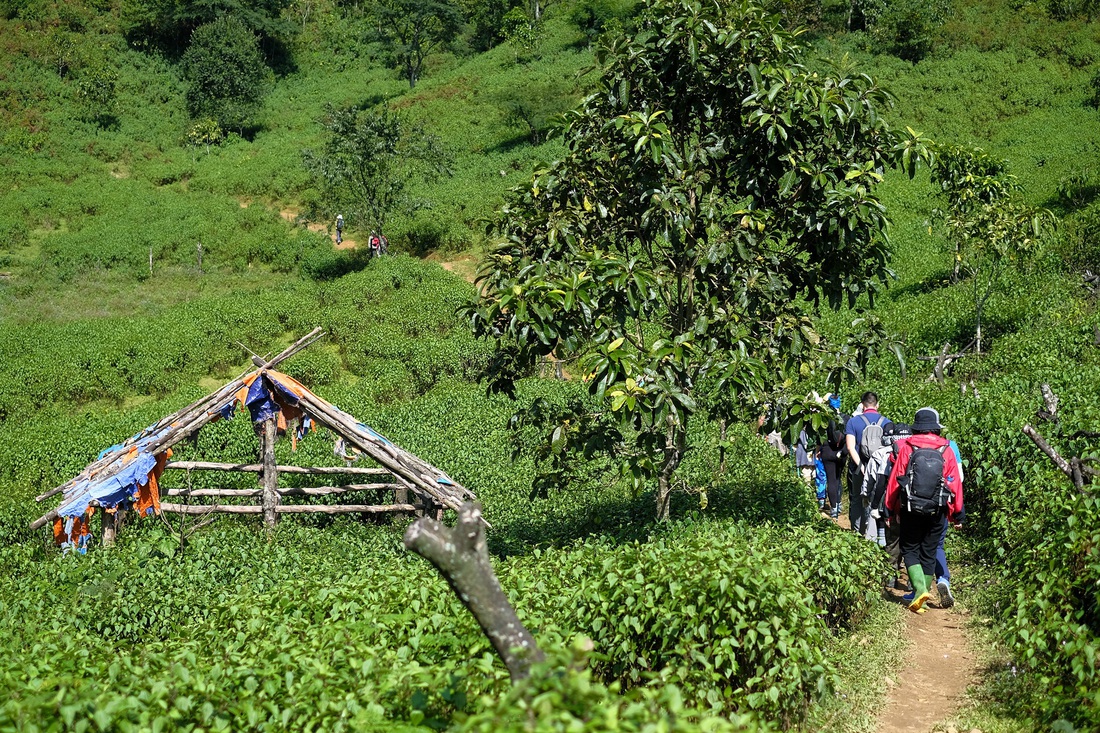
<box><xmin>2</xmin><ymin>0</ymin><xmax>1100</xmax><ymax>731</ymax></box>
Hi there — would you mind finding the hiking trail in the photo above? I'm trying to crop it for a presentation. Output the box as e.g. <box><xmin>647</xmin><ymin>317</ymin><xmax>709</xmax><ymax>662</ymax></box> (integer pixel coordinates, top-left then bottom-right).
<box><xmin>833</xmin><ymin>513</ymin><xmax>979</xmax><ymax>733</ymax></box>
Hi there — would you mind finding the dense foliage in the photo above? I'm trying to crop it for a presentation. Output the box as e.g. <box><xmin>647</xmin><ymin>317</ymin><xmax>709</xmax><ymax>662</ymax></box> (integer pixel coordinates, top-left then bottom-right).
<box><xmin>182</xmin><ymin>16</ymin><xmax>271</xmax><ymax>134</ymax></box>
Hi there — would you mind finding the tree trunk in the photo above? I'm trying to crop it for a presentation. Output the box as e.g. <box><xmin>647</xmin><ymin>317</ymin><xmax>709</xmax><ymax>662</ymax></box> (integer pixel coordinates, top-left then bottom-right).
<box><xmin>975</xmin><ymin>309</ymin><xmax>983</xmax><ymax>355</ymax></box>
<box><xmin>102</xmin><ymin>508</ymin><xmax>124</xmax><ymax>547</ymax></box>
<box><xmin>404</xmin><ymin>503</ymin><xmax>543</xmax><ymax>680</ymax></box>
<box><xmin>656</xmin><ymin>419</ymin><xmax>686</xmax><ymax>521</ymax></box>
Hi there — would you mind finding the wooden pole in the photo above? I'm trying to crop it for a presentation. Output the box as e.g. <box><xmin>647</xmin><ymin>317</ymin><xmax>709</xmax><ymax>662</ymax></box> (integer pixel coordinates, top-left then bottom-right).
<box><xmin>276</xmin><ymin>503</ymin><xmax>418</xmax><ymax>514</ymax></box>
<box><xmin>166</xmin><ymin>483</ymin><xmax>403</xmax><ymax>497</ymax></box>
<box><xmin>261</xmin><ymin>417</ymin><xmax>279</xmax><ymax>530</ymax></box>
<box><xmin>102</xmin><ymin>510</ymin><xmax>118</xmax><ymax>547</ymax></box>
<box><xmin>160</xmin><ymin>503</ymin><xmax>262</xmax><ymax>515</ymax></box>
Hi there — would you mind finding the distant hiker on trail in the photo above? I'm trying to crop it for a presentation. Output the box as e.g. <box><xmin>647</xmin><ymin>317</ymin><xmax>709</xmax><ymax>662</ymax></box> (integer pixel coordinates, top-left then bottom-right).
<box><xmin>818</xmin><ymin>393</ymin><xmax>848</xmax><ymax>519</ymax></box>
<box><xmin>369</xmin><ymin>231</ymin><xmax>387</xmax><ymax>257</ymax></box>
<box><xmin>335</xmin><ymin>214</ymin><xmax>344</xmax><ymax>244</ymax></box>
<box><xmin>885</xmin><ymin>407</ymin><xmax>963</xmax><ymax>614</ymax></box>
<box><xmin>846</xmin><ymin>391</ymin><xmax>892</xmax><ymax>534</ymax></box>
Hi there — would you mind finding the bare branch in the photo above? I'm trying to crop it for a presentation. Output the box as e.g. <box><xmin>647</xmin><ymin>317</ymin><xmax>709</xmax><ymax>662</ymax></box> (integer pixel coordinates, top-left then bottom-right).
<box><xmin>1023</xmin><ymin>424</ymin><xmax>1073</xmax><ymax>479</ymax></box>
<box><xmin>404</xmin><ymin>502</ymin><xmax>543</xmax><ymax>680</ymax></box>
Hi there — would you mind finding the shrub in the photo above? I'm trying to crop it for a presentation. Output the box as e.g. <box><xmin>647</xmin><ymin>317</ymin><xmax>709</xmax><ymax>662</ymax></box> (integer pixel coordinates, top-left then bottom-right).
<box><xmin>455</xmin><ymin>640</ymin><xmax>768</xmax><ymax>733</ymax></box>
<box><xmin>507</xmin><ymin>522</ymin><xmax>886</xmax><ymax>726</ymax></box>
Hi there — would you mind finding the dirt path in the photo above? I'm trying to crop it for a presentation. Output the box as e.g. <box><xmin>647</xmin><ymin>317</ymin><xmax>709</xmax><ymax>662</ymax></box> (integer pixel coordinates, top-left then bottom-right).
<box><xmin>876</xmin><ymin>588</ymin><xmax>976</xmax><ymax>733</ymax></box>
<box><xmin>829</xmin><ymin>511</ymin><xmax>978</xmax><ymax>733</ymax></box>
<box><xmin>427</xmin><ymin>252</ymin><xmax>478</xmax><ymax>283</ymax></box>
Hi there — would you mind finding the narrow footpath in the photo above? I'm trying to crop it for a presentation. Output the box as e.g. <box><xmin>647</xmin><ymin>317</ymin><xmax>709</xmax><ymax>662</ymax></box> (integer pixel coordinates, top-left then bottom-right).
<box><xmin>835</xmin><ymin>514</ymin><xmax>978</xmax><ymax>733</ymax></box>
<box><xmin>876</xmin><ymin>586</ymin><xmax>976</xmax><ymax>733</ymax></box>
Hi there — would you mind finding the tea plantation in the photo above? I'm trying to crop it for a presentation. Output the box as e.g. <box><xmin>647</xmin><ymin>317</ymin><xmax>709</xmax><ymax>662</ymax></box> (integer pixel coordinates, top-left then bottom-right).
<box><xmin>2</xmin><ymin>0</ymin><xmax>1100</xmax><ymax>731</ymax></box>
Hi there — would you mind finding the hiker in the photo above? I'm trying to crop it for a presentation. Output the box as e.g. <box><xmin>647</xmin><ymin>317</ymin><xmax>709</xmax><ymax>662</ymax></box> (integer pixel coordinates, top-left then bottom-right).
<box><xmin>335</xmin><ymin>214</ymin><xmax>344</xmax><ymax>244</ymax></box>
<box><xmin>756</xmin><ymin>408</ymin><xmax>789</xmax><ymax>457</ymax></box>
<box><xmin>818</xmin><ymin>393</ymin><xmax>848</xmax><ymax>519</ymax></box>
<box><xmin>845</xmin><ymin>391</ymin><xmax>892</xmax><ymax>534</ymax></box>
<box><xmin>814</xmin><ymin>454</ymin><xmax>828</xmax><ymax>511</ymax></box>
<box><xmin>369</xmin><ymin>231</ymin><xmax>385</xmax><ymax>257</ymax></box>
<box><xmin>885</xmin><ymin>407</ymin><xmax>963</xmax><ymax>613</ymax></box>
<box><xmin>934</xmin><ymin>438</ymin><xmax>966</xmax><ymax>608</ymax></box>
<box><xmin>862</xmin><ymin>422</ymin><xmax>913</xmax><ymax>589</ymax></box>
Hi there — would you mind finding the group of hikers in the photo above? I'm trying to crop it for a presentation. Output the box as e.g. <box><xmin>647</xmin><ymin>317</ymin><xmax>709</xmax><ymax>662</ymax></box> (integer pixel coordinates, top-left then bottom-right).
<box><xmin>789</xmin><ymin>391</ymin><xmax>964</xmax><ymax>614</ymax></box>
<box><xmin>334</xmin><ymin>214</ymin><xmax>388</xmax><ymax>256</ymax></box>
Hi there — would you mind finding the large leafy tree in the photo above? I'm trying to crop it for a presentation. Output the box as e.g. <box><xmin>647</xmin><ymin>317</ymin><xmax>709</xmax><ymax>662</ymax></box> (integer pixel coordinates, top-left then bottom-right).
<box><xmin>182</xmin><ymin>16</ymin><xmax>270</xmax><ymax>134</ymax></box>
<box><xmin>121</xmin><ymin>0</ymin><xmax>296</xmax><ymax>59</ymax></box>
<box><xmin>371</xmin><ymin>0</ymin><xmax>463</xmax><ymax>88</ymax></box>
<box><xmin>469</xmin><ymin>0</ymin><xmax>925</xmax><ymax>519</ymax></box>
<box><xmin>303</xmin><ymin>105</ymin><xmax>452</xmax><ymax>237</ymax></box>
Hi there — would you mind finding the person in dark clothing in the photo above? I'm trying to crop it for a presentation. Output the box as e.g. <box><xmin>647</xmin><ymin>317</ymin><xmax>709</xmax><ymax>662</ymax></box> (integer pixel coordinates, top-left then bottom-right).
<box><xmin>885</xmin><ymin>407</ymin><xmax>964</xmax><ymax>614</ymax></box>
<box><xmin>818</xmin><ymin>393</ymin><xmax>847</xmax><ymax>519</ymax></box>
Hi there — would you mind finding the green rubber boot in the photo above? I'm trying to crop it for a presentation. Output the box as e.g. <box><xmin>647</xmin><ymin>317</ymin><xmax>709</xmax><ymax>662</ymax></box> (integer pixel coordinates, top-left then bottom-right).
<box><xmin>906</xmin><ymin>565</ymin><xmax>928</xmax><ymax>596</ymax></box>
<box><xmin>906</xmin><ymin>565</ymin><xmax>932</xmax><ymax>612</ymax></box>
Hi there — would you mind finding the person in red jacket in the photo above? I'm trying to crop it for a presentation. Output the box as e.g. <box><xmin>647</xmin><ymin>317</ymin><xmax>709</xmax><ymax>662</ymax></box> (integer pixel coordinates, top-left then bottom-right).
<box><xmin>885</xmin><ymin>407</ymin><xmax>963</xmax><ymax>613</ymax></box>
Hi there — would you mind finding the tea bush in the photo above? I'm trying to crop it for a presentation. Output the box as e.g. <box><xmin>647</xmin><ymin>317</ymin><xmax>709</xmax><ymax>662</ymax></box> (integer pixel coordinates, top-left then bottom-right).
<box><xmin>455</xmin><ymin>641</ymin><xmax>768</xmax><ymax>733</ymax></box>
<box><xmin>503</xmin><ymin>521</ymin><xmax>886</xmax><ymax>725</ymax></box>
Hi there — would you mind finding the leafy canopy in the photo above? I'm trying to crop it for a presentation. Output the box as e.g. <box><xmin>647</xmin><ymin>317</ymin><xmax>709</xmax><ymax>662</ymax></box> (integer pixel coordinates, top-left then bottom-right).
<box><xmin>182</xmin><ymin>16</ymin><xmax>270</xmax><ymax>133</ymax></box>
<box><xmin>469</xmin><ymin>0</ymin><xmax>924</xmax><ymax>518</ymax></box>
<box><xmin>371</xmin><ymin>0</ymin><xmax>464</xmax><ymax>88</ymax></box>
<box><xmin>303</xmin><ymin>105</ymin><xmax>452</xmax><ymax>236</ymax></box>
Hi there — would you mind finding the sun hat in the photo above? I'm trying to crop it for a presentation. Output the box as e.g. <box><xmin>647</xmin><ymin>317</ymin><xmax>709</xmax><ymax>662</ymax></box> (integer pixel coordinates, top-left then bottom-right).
<box><xmin>912</xmin><ymin>407</ymin><xmax>943</xmax><ymax>433</ymax></box>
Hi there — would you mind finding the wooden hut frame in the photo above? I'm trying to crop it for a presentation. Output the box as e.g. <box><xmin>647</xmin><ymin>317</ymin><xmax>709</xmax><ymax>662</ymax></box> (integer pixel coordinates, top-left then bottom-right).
<box><xmin>30</xmin><ymin>329</ymin><xmax>477</xmax><ymax>543</ymax></box>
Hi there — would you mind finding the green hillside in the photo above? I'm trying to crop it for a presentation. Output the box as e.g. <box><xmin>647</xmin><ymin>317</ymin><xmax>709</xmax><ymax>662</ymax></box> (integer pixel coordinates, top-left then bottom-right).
<box><xmin>2</xmin><ymin>0</ymin><xmax>1100</xmax><ymax>731</ymax></box>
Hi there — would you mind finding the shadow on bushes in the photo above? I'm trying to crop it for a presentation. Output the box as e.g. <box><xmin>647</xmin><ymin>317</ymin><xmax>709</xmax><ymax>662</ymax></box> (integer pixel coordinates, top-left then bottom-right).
<box><xmin>487</xmin><ymin>470</ymin><xmax>816</xmax><ymax>558</ymax></box>
<box><xmin>301</xmin><ymin>247</ymin><xmax>374</xmax><ymax>280</ymax></box>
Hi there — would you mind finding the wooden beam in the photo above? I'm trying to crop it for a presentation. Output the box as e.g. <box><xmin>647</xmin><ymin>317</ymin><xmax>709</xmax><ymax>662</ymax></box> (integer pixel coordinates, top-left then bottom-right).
<box><xmin>276</xmin><ymin>504</ymin><xmax>418</xmax><ymax>514</ymax></box>
<box><xmin>166</xmin><ymin>483</ymin><xmax>403</xmax><ymax>497</ymax></box>
<box><xmin>165</xmin><ymin>461</ymin><xmax>390</xmax><ymax>476</ymax></box>
<box><xmin>159</xmin><ymin>503</ymin><xmax>262</xmax><ymax>515</ymax></box>
<box><xmin>157</xmin><ymin>502</ymin><xmax>418</xmax><ymax>515</ymax></box>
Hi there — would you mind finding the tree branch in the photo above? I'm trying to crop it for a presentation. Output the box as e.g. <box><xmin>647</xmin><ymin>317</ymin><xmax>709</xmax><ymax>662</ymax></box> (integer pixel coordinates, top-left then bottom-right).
<box><xmin>1023</xmin><ymin>424</ymin><xmax>1073</xmax><ymax>480</ymax></box>
<box><xmin>404</xmin><ymin>502</ymin><xmax>544</xmax><ymax>680</ymax></box>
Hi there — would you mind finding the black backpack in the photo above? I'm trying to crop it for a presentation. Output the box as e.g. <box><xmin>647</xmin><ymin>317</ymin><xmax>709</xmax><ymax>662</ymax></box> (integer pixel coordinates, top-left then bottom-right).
<box><xmin>828</xmin><ymin>414</ymin><xmax>850</xmax><ymax>447</ymax></box>
<box><xmin>903</xmin><ymin>444</ymin><xmax>951</xmax><ymax>515</ymax></box>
